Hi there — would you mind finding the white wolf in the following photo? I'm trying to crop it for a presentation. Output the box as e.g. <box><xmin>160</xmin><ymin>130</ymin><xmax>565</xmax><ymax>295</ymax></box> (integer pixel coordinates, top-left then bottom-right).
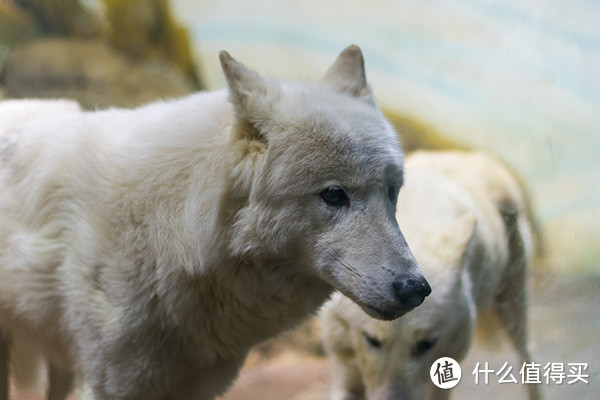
<box><xmin>0</xmin><ymin>46</ymin><xmax>431</xmax><ymax>400</ymax></box>
<box><xmin>321</xmin><ymin>150</ymin><xmax>541</xmax><ymax>400</ymax></box>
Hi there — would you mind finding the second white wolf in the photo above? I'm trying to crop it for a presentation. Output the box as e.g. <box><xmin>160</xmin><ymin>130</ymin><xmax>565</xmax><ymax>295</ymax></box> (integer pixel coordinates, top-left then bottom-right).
<box><xmin>321</xmin><ymin>150</ymin><xmax>542</xmax><ymax>400</ymax></box>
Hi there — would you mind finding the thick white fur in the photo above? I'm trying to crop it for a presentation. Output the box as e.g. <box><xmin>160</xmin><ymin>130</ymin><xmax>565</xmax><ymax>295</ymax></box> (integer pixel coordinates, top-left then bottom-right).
<box><xmin>0</xmin><ymin>46</ymin><xmax>429</xmax><ymax>400</ymax></box>
<box><xmin>321</xmin><ymin>151</ymin><xmax>541</xmax><ymax>400</ymax></box>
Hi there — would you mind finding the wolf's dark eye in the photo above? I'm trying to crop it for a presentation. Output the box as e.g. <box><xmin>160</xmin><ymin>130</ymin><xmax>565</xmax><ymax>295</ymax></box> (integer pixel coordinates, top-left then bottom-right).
<box><xmin>388</xmin><ymin>185</ymin><xmax>399</xmax><ymax>204</ymax></box>
<box><xmin>413</xmin><ymin>338</ymin><xmax>437</xmax><ymax>356</ymax></box>
<box><xmin>320</xmin><ymin>186</ymin><xmax>350</xmax><ymax>207</ymax></box>
<box><xmin>362</xmin><ymin>331</ymin><xmax>382</xmax><ymax>349</ymax></box>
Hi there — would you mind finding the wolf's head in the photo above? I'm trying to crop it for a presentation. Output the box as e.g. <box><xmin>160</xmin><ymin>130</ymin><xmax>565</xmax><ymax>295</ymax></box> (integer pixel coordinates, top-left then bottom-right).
<box><xmin>221</xmin><ymin>45</ymin><xmax>430</xmax><ymax>320</ymax></box>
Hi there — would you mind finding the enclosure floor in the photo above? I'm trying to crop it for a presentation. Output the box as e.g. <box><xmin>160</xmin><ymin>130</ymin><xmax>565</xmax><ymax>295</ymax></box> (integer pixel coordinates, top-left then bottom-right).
<box><xmin>10</xmin><ymin>273</ymin><xmax>599</xmax><ymax>400</ymax></box>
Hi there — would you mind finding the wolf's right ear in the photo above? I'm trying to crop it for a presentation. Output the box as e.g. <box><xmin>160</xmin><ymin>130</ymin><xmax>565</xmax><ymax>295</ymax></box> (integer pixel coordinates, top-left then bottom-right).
<box><xmin>220</xmin><ymin>51</ymin><xmax>278</xmax><ymax>141</ymax></box>
<box><xmin>321</xmin><ymin>45</ymin><xmax>375</xmax><ymax>105</ymax></box>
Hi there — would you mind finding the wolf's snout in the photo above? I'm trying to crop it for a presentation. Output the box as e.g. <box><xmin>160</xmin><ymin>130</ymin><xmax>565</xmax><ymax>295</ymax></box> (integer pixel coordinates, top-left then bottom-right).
<box><xmin>393</xmin><ymin>277</ymin><xmax>431</xmax><ymax>312</ymax></box>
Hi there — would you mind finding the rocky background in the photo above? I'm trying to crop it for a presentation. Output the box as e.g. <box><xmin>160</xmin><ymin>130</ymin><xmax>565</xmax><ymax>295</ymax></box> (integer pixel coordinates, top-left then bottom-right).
<box><xmin>0</xmin><ymin>0</ymin><xmax>459</xmax><ymax>144</ymax></box>
<box><xmin>0</xmin><ymin>0</ymin><xmax>200</xmax><ymax>108</ymax></box>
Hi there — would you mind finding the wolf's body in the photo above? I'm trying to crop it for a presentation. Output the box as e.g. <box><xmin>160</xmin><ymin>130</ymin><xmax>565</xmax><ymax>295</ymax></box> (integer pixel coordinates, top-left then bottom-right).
<box><xmin>0</xmin><ymin>46</ymin><xmax>430</xmax><ymax>400</ymax></box>
<box><xmin>321</xmin><ymin>150</ymin><xmax>541</xmax><ymax>400</ymax></box>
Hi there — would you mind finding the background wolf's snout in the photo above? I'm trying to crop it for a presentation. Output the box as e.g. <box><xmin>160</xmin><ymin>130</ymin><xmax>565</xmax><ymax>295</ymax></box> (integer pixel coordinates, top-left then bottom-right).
<box><xmin>393</xmin><ymin>277</ymin><xmax>431</xmax><ymax>312</ymax></box>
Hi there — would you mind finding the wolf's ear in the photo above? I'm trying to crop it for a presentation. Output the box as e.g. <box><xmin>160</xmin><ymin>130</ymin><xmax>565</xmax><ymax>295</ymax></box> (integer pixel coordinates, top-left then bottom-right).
<box><xmin>322</xmin><ymin>45</ymin><xmax>374</xmax><ymax>104</ymax></box>
<box><xmin>452</xmin><ymin>213</ymin><xmax>477</xmax><ymax>259</ymax></box>
<box><xmin>220</xmin><ymin>51</ymin><xmax>278</xmax><ymax>141</ymax></box>
<box><xmin>434</xmin><ymin>213</ymin><xmax>477</xmax><ymax>266</ymax></box>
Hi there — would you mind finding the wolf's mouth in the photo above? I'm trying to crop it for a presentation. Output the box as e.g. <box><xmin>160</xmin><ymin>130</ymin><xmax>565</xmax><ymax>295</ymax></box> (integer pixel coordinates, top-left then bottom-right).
<box><xmin>363</xmin><ymin>304</ymin><xmax>406</xmax><ymax>321</ymax></box>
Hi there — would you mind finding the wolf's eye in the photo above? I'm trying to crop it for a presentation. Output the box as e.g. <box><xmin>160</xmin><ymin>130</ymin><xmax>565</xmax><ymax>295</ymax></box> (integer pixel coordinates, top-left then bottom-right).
<box><xmin>413</xmin><ymin>338</ymin><xmax>437</xmax><ymax>356</ymax></box>
<box><xmin>362</xmin><ymin>331</ymin><xmax>382</xmax><ymax>349</ymax></box>
<box><xmin>388</xmin><ymin>185</ymin><xmax>399</xmax><ymax>204</ymax></box>
<box><xmin>320</xmin><ymin>186</ymin><xmax>350</xmax><ymax>207</ymax></box>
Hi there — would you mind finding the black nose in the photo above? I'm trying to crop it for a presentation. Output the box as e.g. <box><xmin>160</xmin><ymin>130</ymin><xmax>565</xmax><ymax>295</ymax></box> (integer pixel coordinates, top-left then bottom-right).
<box><xmin>393</xmin><ymin>277</ymin><xmax>431</xmax><ymax>312</ymax></box>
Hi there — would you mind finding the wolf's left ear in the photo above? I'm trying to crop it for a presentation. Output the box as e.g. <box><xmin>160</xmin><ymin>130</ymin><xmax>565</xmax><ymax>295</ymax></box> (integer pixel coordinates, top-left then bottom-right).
<box><xmin>321</xmin><ymin>45</ymin><xmax>374</xmax><ymax>104</ymax></box>
<box><xmin>220</xmin><ymin>51</ymin><xmax>278</xmax><ymax>139</ymax></box>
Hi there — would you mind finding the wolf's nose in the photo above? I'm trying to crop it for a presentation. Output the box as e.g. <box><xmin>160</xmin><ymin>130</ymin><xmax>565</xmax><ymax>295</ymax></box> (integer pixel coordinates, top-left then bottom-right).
<box><xmin>393</xmin><ymin>277</ymin><xmax>431</xmax><ymax>312</ymax></box>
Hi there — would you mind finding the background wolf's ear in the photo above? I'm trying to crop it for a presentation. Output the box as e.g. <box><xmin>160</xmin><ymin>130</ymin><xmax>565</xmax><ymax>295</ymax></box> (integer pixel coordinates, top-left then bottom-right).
<box><xmin>321</xmin><ymin>45</ymin><xmax>374</xmax><ymax>104</ymax></box>
<box><xmin>220</xmin><ymin>51</ymin><xmax>277</xmax><ymax>141</ymax></box>
<box><xmin>434</xmin><ymin>213</ymin><xmax>477</xmax><ymax>266</ymax></box>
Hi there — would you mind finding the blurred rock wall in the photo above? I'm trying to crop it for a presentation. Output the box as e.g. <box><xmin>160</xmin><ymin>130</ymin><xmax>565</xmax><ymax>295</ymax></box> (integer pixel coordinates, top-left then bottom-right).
<box><xmin>0</xmin><ymin>0</ymin><xmax>202</xmax><ymax>108</ymax></box>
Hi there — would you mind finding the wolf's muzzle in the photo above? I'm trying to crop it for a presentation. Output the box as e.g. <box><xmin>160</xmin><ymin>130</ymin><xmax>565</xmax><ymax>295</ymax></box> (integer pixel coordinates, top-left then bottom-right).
<box><xmin>393</xmin><ymin>276</ymin><xmax>431</xmax><ymax>313</ymax></box>
<box><xmin>365</xmin><ymin>276</ymin><xmax>431</xmax><ymax>321</ymax></box>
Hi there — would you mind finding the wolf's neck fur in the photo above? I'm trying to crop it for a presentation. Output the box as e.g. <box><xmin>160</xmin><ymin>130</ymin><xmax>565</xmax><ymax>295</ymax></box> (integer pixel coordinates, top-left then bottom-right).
<box><xmin>93</xmin><ymin>93</ymin><xmax>330</xmax><ymax>363</ymax></box>
<box><xmin>158</xmin><ymin>258</ymin><xmax>331</xmax><ymax>360</ymax></box>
